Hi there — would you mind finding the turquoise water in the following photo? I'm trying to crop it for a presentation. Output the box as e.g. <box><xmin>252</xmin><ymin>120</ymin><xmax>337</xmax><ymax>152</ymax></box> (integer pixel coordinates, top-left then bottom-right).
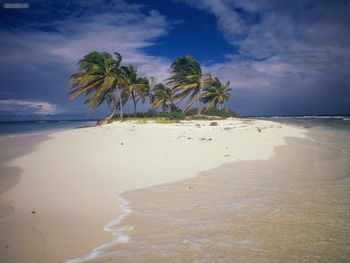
<box><xmin>266</xmin><ymin>116</ymin><xmax>350</xmax><ymax>131</ymax></box>
<box><xmin>267</xmin><ymin>116</ymin><xmax>350</xmax><ymax>157</ymax></box>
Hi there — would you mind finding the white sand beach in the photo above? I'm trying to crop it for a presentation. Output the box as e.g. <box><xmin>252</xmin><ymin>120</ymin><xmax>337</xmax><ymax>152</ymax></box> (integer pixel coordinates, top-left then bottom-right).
<box><xmin>0</xmin><ymin>119</ymin><xmax>305</xmax><ymax>262</ymax></box>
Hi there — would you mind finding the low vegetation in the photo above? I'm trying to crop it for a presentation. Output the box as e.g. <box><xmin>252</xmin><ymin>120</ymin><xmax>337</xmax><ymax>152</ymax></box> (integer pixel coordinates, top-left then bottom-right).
<box><xmin>186</xmin><ymin>108</ymin><xmax>239</xmax><ymax>118</ymax></box>
<box><xmin>113</xmin><ymin>108</ymin><xmax>239</xmax><ymax>123</ymax></box>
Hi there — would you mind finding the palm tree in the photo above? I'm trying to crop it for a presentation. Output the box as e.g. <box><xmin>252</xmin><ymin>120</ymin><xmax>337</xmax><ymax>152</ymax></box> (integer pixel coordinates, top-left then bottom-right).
<box><xmin>152</xmin><ymin>83</ymin><xmax>176</xmax><ymax>112</ymax></box>
<box><xmin>69</xmin><ymin>51</ymin><xmax>126</xmax><ymax>124</ymax></box>
<box><xmin>146</xmin><ymin>76</ymin><xmax>157</xmax><ymax>104</ymax></box>
<box><xmin>202</xmin><ymin>77</ymin><xmax>231</xmax><ymax>110</ymax></box>
<box><xmin>120</xmin><ymin>65</ymin><xmax>150</xmax><ymax>114</ymax></box>
<box><xmin>167</xmin><ymin>55</ymin><xmax>211</xmax><ymax>114</ymax></box>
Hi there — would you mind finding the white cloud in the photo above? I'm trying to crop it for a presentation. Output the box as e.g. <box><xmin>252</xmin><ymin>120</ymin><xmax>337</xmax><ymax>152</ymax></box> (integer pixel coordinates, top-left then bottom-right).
<box><xmin>0</xmin><ymin>0</ymin><xmax>177</xmax><ymax>119</ymax></box>
<box><xmin>0</xmin><ymin>99</ymin><xmax>64</xmax><ymax>115</ymax></box>
<box><xmin>183</xmin><ymin>0</ymin><xmax>350</xmax><ymax>92</ymax></box>
<box><xmin>0</xmin><ymin>1</ymin><xmax>172</xmax><ymax>84</ymax></box>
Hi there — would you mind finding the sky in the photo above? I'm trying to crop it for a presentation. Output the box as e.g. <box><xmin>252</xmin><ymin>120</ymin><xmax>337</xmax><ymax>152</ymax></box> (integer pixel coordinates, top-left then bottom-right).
<box><xmin>0</xmin><ymin>0</ymin><xmax>349</xmax><ymax>120</ymax></box>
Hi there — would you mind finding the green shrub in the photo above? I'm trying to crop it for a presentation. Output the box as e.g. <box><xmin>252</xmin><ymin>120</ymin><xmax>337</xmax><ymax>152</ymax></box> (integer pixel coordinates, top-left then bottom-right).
<box><xmin>144</xmin><ymin>109</ymin><xmax>158</xmax><ymax>118</ymax></box>
<box><xmin>186</xmin><ymin>108</ymin><xmax>198</xmax><ymax>116</ymax></box>
<box><xmin>204</xmin><ymin>108</ymin><xmax>239</xmax><ymax>118</ymax></box>
<box><xmin>185</xmin><ymin>108</ymin><xmax>239</xmax><ymax>118</ymax></box>
<box><xmin>158</xmin><ymin>110</ymin><xmax>185</xmax><ymax>120</ymax></box>
<box><xmin>113</xmin><ymin>108</ymin><xmax>238</xmax><ymax>122</ymax></box>
<box><xmin>134</xmin><ymin>112</ymin><xmax>146</xmax><ymax>118</ymax></box>
<box><xmin>210</xmin><ymin>121</ymin><xmax>218</xmax><ymax>126</ymax></box>
<box><xmin>187</xmin><ymin>115</ymin><xmax>219</xmax><ymax>120</ymax></box>
<box><xmin>116</xmin><ymin>109</ymin><xmax>185</xmax><ymax>120</ymax></box>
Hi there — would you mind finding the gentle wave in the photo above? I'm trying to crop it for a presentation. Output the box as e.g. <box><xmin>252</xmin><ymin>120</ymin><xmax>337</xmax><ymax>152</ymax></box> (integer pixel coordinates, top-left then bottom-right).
<box><xmin>271</xmin><ymin>116</ymin><xmax>348</xmax><ymax>119</ymax></box>
<box><xmin>62</xmin><ymin>166</ymin><xmax>214</xmax><ymax>262</ymax></box>
<box><xmin>63</xmin><ymin>195</ymin><xmax>133</xmax><ymax>263</ymax></box>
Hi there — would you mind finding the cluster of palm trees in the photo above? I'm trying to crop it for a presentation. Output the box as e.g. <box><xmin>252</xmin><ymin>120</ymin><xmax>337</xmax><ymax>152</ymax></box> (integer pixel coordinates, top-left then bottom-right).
<box><xmin>69</xmin><ymin>51</ymin><xmax>232</xmax><ymax>124</ymax></box>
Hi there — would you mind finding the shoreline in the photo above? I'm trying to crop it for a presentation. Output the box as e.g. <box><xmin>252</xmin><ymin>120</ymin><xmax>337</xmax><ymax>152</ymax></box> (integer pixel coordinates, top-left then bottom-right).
<box><xmin>0</xmin><ymin>122</ymin><xmax>96</xmax><ymax>200</ymax></box>
<box><xmin>0</xmin><ymin>133</ymin><xmax>52</xmax><ymax>218</ymax></box>
<box><xmin>0</xmin><ymin>119</ymin><xmax>305</xmax><ymax>262</ymax></box>
<box><xmin>65</xmin><ymin>133</ymin><xmax>311</xmax><ymax>263</ymax></box>
<box><xmin>96</xmin><ymin>134</ymin><xmax>349</xmax><ymax>262</ymax></box>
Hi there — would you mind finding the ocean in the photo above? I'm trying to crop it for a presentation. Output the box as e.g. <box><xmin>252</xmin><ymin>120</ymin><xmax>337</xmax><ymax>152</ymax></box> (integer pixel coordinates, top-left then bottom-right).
<box><xmin>0</xmin><ymin>119</ymin><xmax>95</xmax><ymax>164</ymax></box>
<box><xmin>267</xmin><ymin>115</ymin><xmax>350</xmax><ymax>151</ymax></box>
<box><xmin>0</xmin><ymin>120</ymin><xmax>96</xmax><ymax>136</ymax></box>
<box><xmin>267</xmin><ymin>115</ymin><xmax>350</xmax><ymax>131</ymax></box>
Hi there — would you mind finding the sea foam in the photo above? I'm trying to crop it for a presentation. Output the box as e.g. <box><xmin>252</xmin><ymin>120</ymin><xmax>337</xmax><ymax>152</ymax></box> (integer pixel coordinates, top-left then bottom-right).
<box><xmin>62</xmin><ymin>194</ymin><xmax>133</xmax><ymax>263</ymax></box>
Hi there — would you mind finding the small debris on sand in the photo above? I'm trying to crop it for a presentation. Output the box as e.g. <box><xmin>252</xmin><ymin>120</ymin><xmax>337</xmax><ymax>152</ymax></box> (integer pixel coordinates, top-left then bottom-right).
<box><xmin>121</xmin><ymin>142</ymin><xmax>124</xmax><ymax>145</ymax></box>
<box><xmin>187</xmin><ymin>186</ymin><xmax>193</xmax><ymax>191</ymax></box>
<box><xmin>122</xmin><ymin>225</ymin><xmax>135</xmax><ymax>231</ymax></box>
<box><xmin>224</xmin><ymin>154</ymin><xmax>230</xmax><ymax>157</ymax></box>
<box><xmin>31</xmin><ymin>210</ymin><xmax>36</xmax><ymax>214</ymax></box>
<box><xmin>256</xmin><ymin>127</ymin><xmax>262</xmax><ymax>133</ymax></box>
<box><xmin>199</xmin><ymin>137</ymin><xmax>212</xmax><ymax>141</ymax></box>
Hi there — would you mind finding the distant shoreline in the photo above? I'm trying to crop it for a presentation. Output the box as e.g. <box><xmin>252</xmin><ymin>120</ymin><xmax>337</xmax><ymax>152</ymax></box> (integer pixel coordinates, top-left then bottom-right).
<box><xmin>1</xmin><ymin>114</ymin><xmax>349</xmax><ymax>122</ymax></box>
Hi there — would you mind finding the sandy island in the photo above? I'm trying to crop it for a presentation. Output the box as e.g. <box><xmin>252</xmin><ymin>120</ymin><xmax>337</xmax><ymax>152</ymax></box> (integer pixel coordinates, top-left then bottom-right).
<box><xmin>0</xmin><ymin>119</ymin><xmax>305</xmax><ymax>262</ymax></box>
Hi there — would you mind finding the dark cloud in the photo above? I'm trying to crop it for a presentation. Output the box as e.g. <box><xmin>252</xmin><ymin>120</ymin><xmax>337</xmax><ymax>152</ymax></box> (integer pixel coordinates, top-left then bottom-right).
<box><xmin>0</xmin><ymin>99</ymin><xmax>64</xmax><ymax>115</ymax></box>
<box><xmin>182</xmin><ymin>0</ymin><xmax>350</xmax><ymax>115</ymax></box>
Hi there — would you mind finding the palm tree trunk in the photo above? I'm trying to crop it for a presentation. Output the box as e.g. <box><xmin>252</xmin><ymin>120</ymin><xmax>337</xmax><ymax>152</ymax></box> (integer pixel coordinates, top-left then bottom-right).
<box><xmin>197</xmin><ymin>92</ymin><xmax>202</xmax><ymax>115</ymax></box>
<box><xmin>116</xmin><ymin>86</ymin><xmax>124</xmax><ymax>119</ymax></box>
<box><xmin>131</xmin><ymin>92</ymin><xmax>137</xmax><ymax>115</ymax></box>
<box><xmin>106</xmin><ymin>103</ymin><xmax>117</xmax><ymax>120</ymax></box>
<box><xmin>98</xmin><ymin>98</ymin><xmax>117</xmax><ymax>125</ymax></box>
<box><xmin>218</xmin><ymin>103</ymin><xmax>222</xmax><ymax>110</ymax></box>
<box><xmin>197</xmin><ymin>87</ymin><xmax>202</xmax><ymax>115</ymax></box>
<box><xmin>170</xmin><ymin>103</ymin><xmax>175</xmax><ymax>112</ymax></box>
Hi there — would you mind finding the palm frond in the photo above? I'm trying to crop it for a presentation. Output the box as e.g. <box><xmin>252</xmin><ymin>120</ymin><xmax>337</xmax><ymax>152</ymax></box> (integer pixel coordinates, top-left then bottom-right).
<box><xmin>69</xmin><ymin>51</ymin><xmax>125</xmax><ymax>117</ymax></box>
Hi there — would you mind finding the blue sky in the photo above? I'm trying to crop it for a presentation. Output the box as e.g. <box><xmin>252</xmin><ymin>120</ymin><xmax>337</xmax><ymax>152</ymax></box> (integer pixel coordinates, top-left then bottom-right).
<box><xmin>0</xmin><ymin>0</ymin><xmax>350</xmax><ymax>119</ymax></box>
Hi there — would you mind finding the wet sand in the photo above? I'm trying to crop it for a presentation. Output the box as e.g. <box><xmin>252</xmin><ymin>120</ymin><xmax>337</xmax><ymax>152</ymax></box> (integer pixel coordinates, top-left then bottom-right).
<box><xmin>0</xmin><ymin>134</ymin><xmax>51</xmax><ymax>262</ymax></box>
<box><xmin>0</xmin><ymin>133</ymin><xmax>114</xmax><ymax>263</ymax></box>
<box><xmin>85</xmin><ymin>132</ymin><xmax>350</xmax><ymax>262</ymax></box>
<box><xmin>0</xmin><ymin>134</ymin><xmax>50</xmax><ymax>218</ymax></box>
